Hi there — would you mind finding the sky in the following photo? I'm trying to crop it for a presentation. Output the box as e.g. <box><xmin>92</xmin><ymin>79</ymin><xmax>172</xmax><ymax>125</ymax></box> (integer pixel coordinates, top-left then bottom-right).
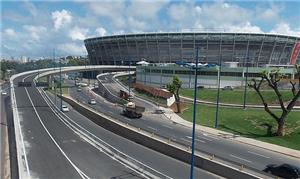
<box><xmin>1</xmin><ymin>0</ymin><xmax>300</xmax><ymax>60</ymax></box>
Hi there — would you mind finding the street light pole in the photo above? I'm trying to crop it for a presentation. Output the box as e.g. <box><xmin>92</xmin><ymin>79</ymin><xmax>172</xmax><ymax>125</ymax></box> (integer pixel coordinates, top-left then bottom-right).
<box><xmin>190</xmin><ymin>46</ymin><xmax>199</xmax><ymax>179</ymax></box>
<box><xmin>59</xmin><ymin>56</ymin><xmax>62</xmax><ymax>111</ymax></box>
<box><xmin>53</xmin><ymin>49</ymin><xmax>57</xmax><ymax>106</ymax></box>
<box><xmin>243</xmin><ymin>55</ymin><xmax>249</xmax><ymax>109</ymax></box>
<box><xmin>215</xmin><ymin>65</ymin><xmax>221</xmax><ymax>128</ymax></box>
<box><xmin>128</xmin><ymin>60</ymin><xmax>131</xmax><ymax>99</ymax></box>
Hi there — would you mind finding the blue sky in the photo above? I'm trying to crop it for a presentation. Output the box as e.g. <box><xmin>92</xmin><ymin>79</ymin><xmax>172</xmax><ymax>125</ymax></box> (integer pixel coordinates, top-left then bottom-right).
<box><xmin>1</xmin><ymin>0</ymin><xmax>300</xmax><ymax>60</ymax></box>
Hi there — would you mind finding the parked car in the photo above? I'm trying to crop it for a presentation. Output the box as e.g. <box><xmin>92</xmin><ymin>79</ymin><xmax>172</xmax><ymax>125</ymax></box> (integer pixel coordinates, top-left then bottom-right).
<box><xmin>1</xmin><ymin>91</ymin><xmax>7</xmax><ymax>95</ymax></box>
<box><xmin>77</xmin><ymin>88</ymin><xmax>82</xmax><ymax>92</ymax></box>
<box><xmin>61</xmin><ymin>105</ymin><xmax>70</xmax><ymax>112</ymax></box>
<box><xmin>222</xmin><ymin>86</ymin><xmax>233</xmax><ymax>90</ymax></box>
<box><xmin>88</xmin><ymin>99</ymin><xmax>96</xmax><ymax>105</ymax></box>
<box><xmin>197</xmin><ymin>86</ymin><xmax>205</xmax><ymax>89</ymax></box>
<box><xmin>263</xmin><ymin>164</ymin><xmax>300</xmax><ymax>179</ymax></box>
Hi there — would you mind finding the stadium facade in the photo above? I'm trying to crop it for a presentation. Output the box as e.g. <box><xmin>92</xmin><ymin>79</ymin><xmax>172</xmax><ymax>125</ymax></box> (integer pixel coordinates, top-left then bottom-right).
<box><xmin>84</xmin><ymin>32</ymin><xmax>300</xmax><ymax>66</ymax></box>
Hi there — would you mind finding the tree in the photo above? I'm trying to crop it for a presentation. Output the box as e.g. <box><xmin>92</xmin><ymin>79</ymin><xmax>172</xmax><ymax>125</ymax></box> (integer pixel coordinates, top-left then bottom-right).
<box><xmin>167</xmin><ymin>75</ymin><xmax>182</xmax><ymax>113</ymax></box>
<box><xmin>248</xmin><ymin>65</ymin><xmax>300</xmax><ymax>136</ymax></box>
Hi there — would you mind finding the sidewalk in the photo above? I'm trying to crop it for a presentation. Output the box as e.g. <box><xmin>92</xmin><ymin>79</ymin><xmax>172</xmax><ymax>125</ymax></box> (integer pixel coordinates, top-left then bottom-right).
<box><xmin>161</xmin><ymin>107</ymin><xmax>300</xmax><ymax>159</ymax></box>
<box><xmin>110</xmin><ymin>72</ymin><xmax>300</xmax><ymax>158</ymax></box>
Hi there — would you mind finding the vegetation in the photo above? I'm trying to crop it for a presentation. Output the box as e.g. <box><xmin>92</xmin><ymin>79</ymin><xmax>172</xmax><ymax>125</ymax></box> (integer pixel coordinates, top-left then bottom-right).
<box><xmin>249</xmin><ymin>66</ymin><xmax>300</xmax><ymax>136</ymax></box>
<box><xmin>167</xmin><ymin>75</ymin><xmax>182</xmax><ymax>113</ymax></box>
<box><xmin>180</xmin><ymin>88</ymin><xmax>294</xmax><ymax>105</ymax></box>
<box><xmin>1</xmin><ymin>57</ymin><xmax>87</xmax><ymax>80</ymax></box>
<box><xmin>180</xmin><ymin>104</ymin><xmax>300</xmax><ymax>150</ymax></box>
<box><xmin>133</xmin><ymin>89</ymin><xmax>167</xmax><ymax>106</ymax></box>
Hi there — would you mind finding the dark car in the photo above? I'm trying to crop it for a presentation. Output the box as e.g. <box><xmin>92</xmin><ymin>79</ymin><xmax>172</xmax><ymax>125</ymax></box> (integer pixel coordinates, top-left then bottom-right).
<box><xmin>263</xmin><ymin>164</ymin><xmax>300</xmax><ymax>179</ymax></box>
<box><xmin>222</xmin><ymin>86</ymin><xmax>233</xmax><ymax>90</ymax></box>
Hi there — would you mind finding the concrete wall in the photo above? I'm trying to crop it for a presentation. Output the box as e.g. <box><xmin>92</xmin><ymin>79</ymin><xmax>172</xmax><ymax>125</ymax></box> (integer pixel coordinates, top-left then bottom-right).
<box><xmin>137</xmin><ymin>73</ymin><xmax>243</xmax><ymax>88</ymax></box>
<box><xmin>61</xmin><ymin>95</ymin><xmax>266</xmax><ymax>179</ymax></box>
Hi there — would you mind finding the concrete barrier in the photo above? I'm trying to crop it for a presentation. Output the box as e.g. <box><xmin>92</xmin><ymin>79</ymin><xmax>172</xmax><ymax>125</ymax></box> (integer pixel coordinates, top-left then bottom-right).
<box><xmin>60</xmin><ymin>95</ymin><xmax>267</xmax><ymax>179</ymax></box>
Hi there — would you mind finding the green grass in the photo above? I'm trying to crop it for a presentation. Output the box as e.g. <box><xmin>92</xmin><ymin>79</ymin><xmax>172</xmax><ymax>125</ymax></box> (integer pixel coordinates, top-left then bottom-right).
<box><xmin>179</xmin><ymin>104</ymin><xmax>300</xmax><ymax>150</ymax></box>
<box><xmin>180</xmin><ymin>88</ymin><xmax>295</xmax><ymax>105</ymax></box>
<box><xmin>46</xmin><ymin>86</ymin><xmax>70</xmax><ymax>95</ymax></box>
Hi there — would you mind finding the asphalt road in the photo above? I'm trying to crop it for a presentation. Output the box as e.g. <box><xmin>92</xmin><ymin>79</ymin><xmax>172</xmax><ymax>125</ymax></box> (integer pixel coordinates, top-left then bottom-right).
<box><xmin>70</xmin><ymin>73</ymin><xmax>300</xmax><ymax>174</ymax></box>
<box><xmin>13</xmin><ymin>74</ymin><xmax>143</xmax><ymax>178</ymax></box>
<box><xmin>12</xmin><ymin>72</ymin><xmax>221</xmax><ymax>178</ymax></box>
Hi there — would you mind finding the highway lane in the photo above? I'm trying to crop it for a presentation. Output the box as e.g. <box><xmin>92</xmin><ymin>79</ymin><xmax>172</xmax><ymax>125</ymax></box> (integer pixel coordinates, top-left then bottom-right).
<box><xmin>46</xmin><ymin>91</ymin><xmax>221</xmax><ymax>179</ymax></box>
<box><xmin>17</xmin><ymin>71</ymin><xmax>222</xmax><ymax>178</ymax></box>
<box><xmin>13</xmin><ymin>73</ymin><xmax>144</xmax><ymax>178</ymax></box>
<box><xmin>71</xmin><ymin>74</ymin><xmax>300</xmax><ymax>173</ymax></box>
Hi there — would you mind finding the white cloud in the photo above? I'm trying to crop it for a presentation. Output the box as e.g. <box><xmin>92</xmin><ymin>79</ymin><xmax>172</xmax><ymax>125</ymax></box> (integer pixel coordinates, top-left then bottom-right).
<box><xmin>52</xmin><ymin>9</ymin><xmax>72</xmax><ymax>31</ymax></box>
<box><xmin>225</xmin><ymin>22</ymin><xmax>263</xmax><ymax>33</ymax></box>
<box><xmin>199</xmin><ymin>2</ymin><xmax>252</xmax><ymax>28</ymax></box>
<box><xmin>69</xmin><ymin>26</ymin><xmax>89</xmax><ymax>41</ymax></box>
<box><xmin>95</xmin><ymin>27</ymin><xmax>107</xmax><ymax>36</ymax></box>
<box><xmin>168</xmin><ymin>3</ymin><xmax>192</xmax><ymax>21</ymax></box>
<box><xmin>57</xmin><ymin>43</ymin><xmax>86</xmax><ymax>55</ymax></box>
<box><xmin>256</xmin><ymin>4</ymin><xmax>282</xmax><ymax>23</ymax></box>
<box><xmin>128</xmin><ymin>17</ymin><xmax>147</xmax><ymax>30</ymax></box>
<box><xmin>270</xmin><ymin>22</ymin><xmax>300</xmax><ymax>37</ymax></box>
<box><xmin>23</xmin><ymin>1</ymin><xmax>38</xmax><ymax>17</ymax></box>
<box><xmin>87</xmin><ymin>1</ymin><xmax>125</xmax><ymax>28</ymax></box>
<box><xmin>4</xmin><ymin>28</ymin><xmax>17</xmax><ymax>38</ymax></box>
<box><xmin>128</xmin><ymin>0</ymin><xmax>168</xmax><ymax>19</ymax></box>
<box><xmin>23</xmin><ymin>25</ymin><xmax>47</xmax><ymax>41</ymax></box>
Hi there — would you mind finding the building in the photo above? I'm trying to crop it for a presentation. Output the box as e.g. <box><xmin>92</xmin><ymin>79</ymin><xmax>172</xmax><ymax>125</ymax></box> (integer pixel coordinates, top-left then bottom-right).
<box><xmin>84</xmin><ymin>32</ymin><xmax>300</xmax><ymax>66</ymax></box>
<box><xmin>136</xmin><ymin>63</ymin><xmax>297</xmax><ymax>88</ymax></box>
<box><xmin>20</xmin><ymin>56</ymin><xmax>28</xmax><ymax>63</ymax></box>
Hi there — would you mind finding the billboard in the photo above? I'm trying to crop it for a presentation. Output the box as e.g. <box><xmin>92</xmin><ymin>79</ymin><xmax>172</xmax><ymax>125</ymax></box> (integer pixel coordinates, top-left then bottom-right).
<box><xmin>290</xmin><ymin>42</ymin><xmax>300</xmax><ymax>65</ymax></box>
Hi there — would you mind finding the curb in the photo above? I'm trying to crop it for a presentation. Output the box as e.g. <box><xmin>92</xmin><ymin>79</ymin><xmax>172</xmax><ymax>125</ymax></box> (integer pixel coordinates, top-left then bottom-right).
<box><xmin>163</xmin><ymin>111</ymin><xmax>300</xmax><ymax>159</ymax></box>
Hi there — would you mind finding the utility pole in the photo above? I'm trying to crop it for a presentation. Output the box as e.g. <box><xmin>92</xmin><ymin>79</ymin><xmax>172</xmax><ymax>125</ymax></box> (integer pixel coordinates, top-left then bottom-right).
<box><xmin>128</xmin><ymin>60</ymin><xmax>131</xmax><ymax>99</ymax></box>
<box><xmin>54</xmin><ymin>49</ymin><xmax>57</xmax><ymax>106</ymax></box>
<box><xmin>215</xmin><ymin>52</ymin><xmax>222</xmax><ymax>128</ymax></box>
<box><xmin>59</xmin><ymin>56</ymin><xmax>62</xmax><ymax>111</ymax></box>
<box><xmin>243</xmin><ymin>52</ymin><xmax>249</xmax><ymax>109</ymax></box>
<box><xmin>190</xmin><ymin>46</ymin><xmax>199</xmax><ymax>179</ymax></box>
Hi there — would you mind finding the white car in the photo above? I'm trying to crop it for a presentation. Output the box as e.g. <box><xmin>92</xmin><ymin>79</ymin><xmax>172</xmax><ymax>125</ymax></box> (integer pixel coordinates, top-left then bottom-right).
<box><xmin>1</xmin><ymin>91</ymin><xmax>7</xmax><ymax>95</ymax></box>
<box><xmin>89</xmin><ymin>99</ymin><xmax>96</xmax><ymax>105</ymax></box>
<box><xmin>61</xmin><ymin>105</ymin><xmax>69</xmax><ymax>112</ymax></box>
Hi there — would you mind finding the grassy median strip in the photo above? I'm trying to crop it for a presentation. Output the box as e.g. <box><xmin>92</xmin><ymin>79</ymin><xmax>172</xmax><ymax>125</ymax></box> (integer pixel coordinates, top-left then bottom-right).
<box><xmin>179</xmin><ymin>104</ymin><xmax>300</xmax><ymax>150</ymax></box>
<box><xmin>180</xmin><ymin>88</ymin><xmax>295</xmax><ymax>105</ymax></box>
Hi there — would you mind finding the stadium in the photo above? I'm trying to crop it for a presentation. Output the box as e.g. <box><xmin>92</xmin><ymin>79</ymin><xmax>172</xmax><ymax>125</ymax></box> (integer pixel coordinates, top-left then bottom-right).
<box><xmin>84</xmin><ymin>32</ymin><xmax>300</xmax><ymax>66</ymax></box>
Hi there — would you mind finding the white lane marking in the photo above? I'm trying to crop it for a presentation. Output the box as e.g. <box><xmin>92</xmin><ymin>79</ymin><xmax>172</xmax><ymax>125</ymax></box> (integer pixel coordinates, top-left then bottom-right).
<box><xmin>200</xmin><ymin>136</ymin><xmax>213</xmax><ymax>142</ymax></box>
<box><xmin>40</xmin><ymin>88</ymin><xmax>171</xmax><ymax>179</ymax></box>
<box><xmin>247</xmin><ymin>151</ymin><xmax>271</xmax><ymax>159</ymax></box>
<box><xmin>230</xmin><ymin>154</ymin><xmax>252</xmax><ymax>163</ymax></box>
<box><xmin>202</xmin><ymin>133</ymin><xmax>220</xmax><ymax>140</ymax></box>
<box><xmin>123</xmin><ymin>118</ymin><xmax>132</xmax><ymax>122</ymax></box>
<box><xmin>13</xmin><ymin>75</ymin><xmax>32</xmax><ymax>177</ymax></box>
<box><xmin>184</xmin><ymin>136</ymin><xmax>206</xmax><ymax>143</ymax></box>
<box><xmin>162</xmin><ymin>124</ymin><xmax>173</xmax><ymax>129</ymax></box>
<box><xmin>181</xmin><ymin>138</ymin><xmax>192</xmax><ymax>143</ymax></box>
<box><xmin>147</xmin><ymin>126</ymin><xmax>158</xmax><ymax>131</ymax></box>
<box><xmin>24</xmin><ymin>87</ymin><xmax>88</xmax><ymax>179</ymax></box>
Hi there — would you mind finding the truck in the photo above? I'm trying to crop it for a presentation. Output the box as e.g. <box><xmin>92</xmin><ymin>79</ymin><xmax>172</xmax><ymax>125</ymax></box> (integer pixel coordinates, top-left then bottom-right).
<box><xmin>123</xmin><ymin>102</ymin><xmax>145</xmax><ymax>118</ymax></box>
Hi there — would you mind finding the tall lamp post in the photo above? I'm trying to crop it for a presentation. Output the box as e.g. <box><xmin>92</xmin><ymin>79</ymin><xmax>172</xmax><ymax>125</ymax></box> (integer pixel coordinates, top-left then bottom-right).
<box><xmin>59</xmin><ymin>56</ymin><xmax>62</xmax><ymax>111</ymax></box>
<box><xmin>243</xmin><ymin>53</ymin><xmax>249</xmax><ymax>109</ymax></box>
<box><xmin>214</xmin><ymin>64</ymin><xmax>221</xmax><ymax>128</ymax></box>
<box><xmin>128</xmin><ymin>60</ymin><xmax>131</xmax><ymax>99</ymax></box>
<box><xmin>190</xmin><ymin>46</ymin><xmax>199</xmax><ymax>179</ymax></box>
<box><xmin>189</xmin><ymin>48</ymin><xmax>218</xmax><ymax>178</ymax></box>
